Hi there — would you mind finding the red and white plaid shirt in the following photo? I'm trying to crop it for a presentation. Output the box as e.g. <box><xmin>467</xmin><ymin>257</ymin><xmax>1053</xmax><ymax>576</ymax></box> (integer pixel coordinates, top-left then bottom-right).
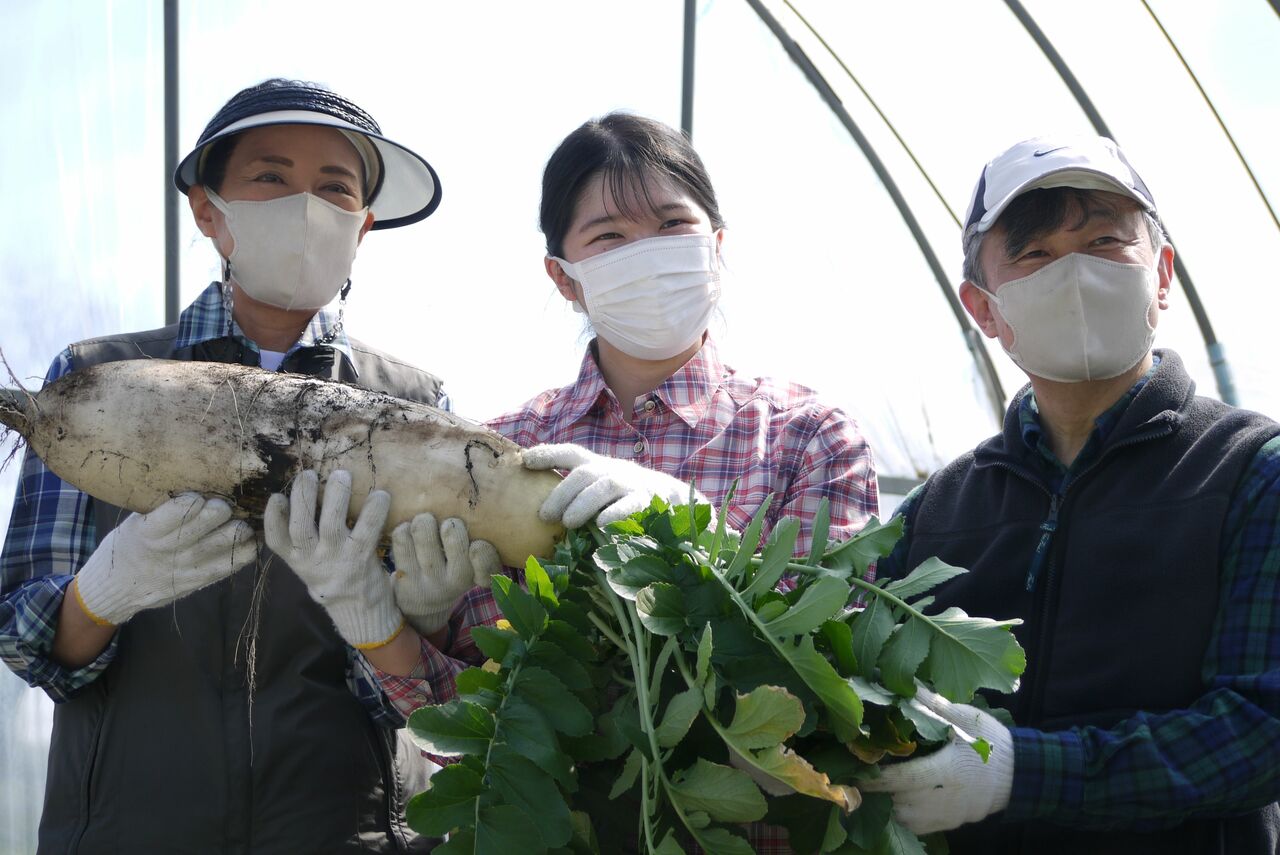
<box><xmin>377</xmin><ymin>338</ymin><xmax>879</xmax><ymax>852</ymax></box>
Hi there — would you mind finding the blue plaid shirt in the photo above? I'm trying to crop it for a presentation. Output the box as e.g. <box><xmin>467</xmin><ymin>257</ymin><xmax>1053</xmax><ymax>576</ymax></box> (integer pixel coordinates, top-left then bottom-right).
<box><xmin>881</xmin><ymin>363</ymin><xmax>1280</xmax><ymax>829</ymax></box>
<box><xmin>0</xmin><ymin>282</ymin><xmax>447</xmax><ymax>726</ymax></box>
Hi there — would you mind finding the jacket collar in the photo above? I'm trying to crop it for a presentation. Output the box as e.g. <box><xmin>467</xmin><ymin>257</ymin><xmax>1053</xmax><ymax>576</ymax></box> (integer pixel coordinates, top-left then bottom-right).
<box><xmin>174</xmin><ymin>282</ymin><xmax>357</xmax><ymax>377</ymax></box>
<box><xmin>978</xmin><ymin>349</ymin><xmax>1188</xmax><ymax>468</ymax></box>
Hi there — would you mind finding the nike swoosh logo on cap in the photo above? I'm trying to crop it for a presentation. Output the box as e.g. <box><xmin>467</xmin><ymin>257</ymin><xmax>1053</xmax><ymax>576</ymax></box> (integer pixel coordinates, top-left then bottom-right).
<box><xmin>1033</xmin><ymin>147</ymin><xmax>1068</xmax><ymax>157</ymax></box>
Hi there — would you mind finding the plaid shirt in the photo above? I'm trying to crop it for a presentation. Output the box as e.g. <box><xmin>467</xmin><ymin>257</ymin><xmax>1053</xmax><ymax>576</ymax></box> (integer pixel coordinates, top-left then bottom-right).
<box><xmin>0</xmin><ymin>282</ymin><xmax>443</xmax><ymax>727</ymax></box>
<box><xmin>881</xmin><ymin>362</ymin><xmax>1280</xmax><ymax>832</ymax></box>
<box><xmin>374</xmin><ymin>337</ymin><xmax>879</xmax><ymax>853</ymax></box>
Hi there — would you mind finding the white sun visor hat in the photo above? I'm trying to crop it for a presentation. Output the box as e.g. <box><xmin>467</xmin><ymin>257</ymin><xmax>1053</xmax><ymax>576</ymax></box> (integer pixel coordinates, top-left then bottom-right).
<box><xmin>962</xmin><ymin>135</ymin><xmax>1157</xmax><ymax>244</ymax></box>
<box><xmin>174</xmin><ymin>83</ymin><xmax>440</xmax><ymax>230</ymax></box>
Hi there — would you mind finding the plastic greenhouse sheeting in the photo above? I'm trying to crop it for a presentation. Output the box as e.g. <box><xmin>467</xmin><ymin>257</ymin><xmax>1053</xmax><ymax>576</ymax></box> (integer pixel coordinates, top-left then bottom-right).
<box><xmin>1</xmin><ymin>2</ymin><xmax>1276</xmax><ymax>850</ymax></box>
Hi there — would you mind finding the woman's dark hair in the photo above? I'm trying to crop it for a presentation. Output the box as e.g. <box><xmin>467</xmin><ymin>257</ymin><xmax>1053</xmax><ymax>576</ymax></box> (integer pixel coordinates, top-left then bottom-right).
<box><xmin>540</xmin><ymin>112</ymin><xmax>724</xmax><ymax>258</ymax></box>
<box><xmin>196</xmin><ymin>78</ymin><xmax>377</xmax><ymax>197</ymax></box>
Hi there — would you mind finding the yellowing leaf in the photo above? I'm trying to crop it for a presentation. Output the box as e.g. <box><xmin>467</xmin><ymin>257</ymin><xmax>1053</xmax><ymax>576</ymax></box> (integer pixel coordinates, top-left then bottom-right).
<box><xmin>724</xmin><ymin>686</ymin><xmax>805</xmax><ymax>749</ymax></box>
<box><xmin>749</xmin><ymin>744</ymin><xmax>862</xmax><ymax>813</ymax></box>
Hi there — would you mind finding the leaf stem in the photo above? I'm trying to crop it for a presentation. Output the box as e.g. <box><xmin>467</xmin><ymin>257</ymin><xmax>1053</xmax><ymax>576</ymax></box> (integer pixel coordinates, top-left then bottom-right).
<box><xmin>586</xmin><ymin>610</ymin><xmax>628</xmax><ymax>652</ymax></box>
<box><xmin>750</xmin><ymin>556</ymin><xmax>930</xmax><ymax>622</ymax></box>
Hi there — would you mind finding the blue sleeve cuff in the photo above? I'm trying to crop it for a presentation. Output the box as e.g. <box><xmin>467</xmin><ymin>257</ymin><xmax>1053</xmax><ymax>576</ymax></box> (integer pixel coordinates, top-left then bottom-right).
<box><xmin>3</xmin><ymin>575</ymin><xmax>119</xmax><ymax>702</ymax></box>
<box><xmin>1005</xmin><ymin>726</ymin><xmax>1085</xmax><ymax>823</ymax></box>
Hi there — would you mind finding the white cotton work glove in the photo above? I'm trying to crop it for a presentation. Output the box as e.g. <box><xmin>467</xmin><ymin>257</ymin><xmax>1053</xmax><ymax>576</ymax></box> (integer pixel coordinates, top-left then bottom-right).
<box><xmin>264</xmin><ymin>469</ymin><xmax>404</xmax><ymax>650</ymax></box>
<box><xmin>390</xmin><ymin>513</ymin><xmax>501</xmax><ymax>636</ymax></box>
<box><xmin>859</xmin><ymin>687</ymin><xmax>1014</xmax><ymax>835</ymax></box>
<box><xmin>74</xmin><ymin>493</ymin><xmax>256</xmax><ymax>627</ymax></box>
<box><xmin>523</xmin><ymin>443</ymin><xmax>707</xmax><ymax>528</ymax></box>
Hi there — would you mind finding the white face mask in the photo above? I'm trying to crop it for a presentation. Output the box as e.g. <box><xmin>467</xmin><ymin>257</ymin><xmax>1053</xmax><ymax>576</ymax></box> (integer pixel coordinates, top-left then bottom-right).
<box><xmin>553</xmin><ymin>233</ymin><xmax>721</xmax><ymax>360</ymax></box>
<box><xmin>984</xmin><ymin>252</ymin><xmax>1158</xmax><ymax>382</ymax></box>
<box><xmin>207</xmin><ymin>189</ymin><xmax>368</xmax><ymax>311</ymax></box>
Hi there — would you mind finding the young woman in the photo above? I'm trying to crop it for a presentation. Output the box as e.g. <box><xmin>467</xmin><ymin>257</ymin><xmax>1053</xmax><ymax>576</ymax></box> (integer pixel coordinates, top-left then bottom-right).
<box><xmin>379</xmin><ymin>112</ymin><xmax>880</xmax><ymax>853</ymax></box>
<box><xmin>0</xmin><ymin>78</ymin><xmax>452</xmax><ymax>852</ymax></box>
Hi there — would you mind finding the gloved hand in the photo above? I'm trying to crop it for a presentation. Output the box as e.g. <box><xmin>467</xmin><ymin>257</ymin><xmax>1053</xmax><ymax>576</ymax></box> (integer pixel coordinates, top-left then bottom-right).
<box><xmin>391</xmin><ymin>512</ymin><xmax>501</xmax><ymax>635</ymax></box>
<box><xmin>522</xmin><ymin>443</ymin><xmax>707</xmax><ymax>528</ymax></box>
<box><xmin>860</xmin><ymin>687</ymin><xmax>1014</xmax><ymax>834</ymax></box>
<box><xmin>74</xmin><ymin>493</ymin><xmax>256</xmax><ymax>627</ymax></box>
<box><xmin>264</xmin><ymin>469</ymin><xmax>404</xmax><ymax>650</ymax></box>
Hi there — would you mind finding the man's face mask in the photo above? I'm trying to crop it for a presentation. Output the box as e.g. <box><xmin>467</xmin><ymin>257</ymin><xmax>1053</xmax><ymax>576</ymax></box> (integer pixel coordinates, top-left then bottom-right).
<box><xmin>552</xmin><ymin>233</ymin><xmax>722</xmax><ymax>361</ymax></box>
<box><xmin>983</xmin><ymin>252</ymin><xmax>1158</xmax><ymax>382</ymax></box>
<box><xmin>207</xmin><ymin>189</ymin><xmax>367</xmax><ymax>311</ymax></box>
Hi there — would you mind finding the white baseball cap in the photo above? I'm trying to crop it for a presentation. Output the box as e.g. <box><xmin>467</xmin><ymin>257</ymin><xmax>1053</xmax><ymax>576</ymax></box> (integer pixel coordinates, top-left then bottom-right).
<box><xmin>962</xmin><ymin>135</ymin><xmax>1156</xmax><ymax>243</ymax></box>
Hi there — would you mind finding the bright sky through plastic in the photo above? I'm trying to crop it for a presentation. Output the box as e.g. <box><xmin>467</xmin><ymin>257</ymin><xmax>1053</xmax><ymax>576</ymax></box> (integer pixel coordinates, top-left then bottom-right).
<box><xmin>3</xmin><ymin>0</ymin><xmax>1277</xmax><ymax>488</ymax></box>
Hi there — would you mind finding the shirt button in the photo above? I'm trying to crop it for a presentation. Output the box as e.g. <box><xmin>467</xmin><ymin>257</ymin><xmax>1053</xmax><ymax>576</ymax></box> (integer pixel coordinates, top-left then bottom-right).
<box><xmin>633</xmin><ymin>440</ymin><xmax>645</xmax><ymax>455</ymax></box>
<box><xmin>643</xmin><ymin>399</ymin><xmax>656</xmax><ymax>413</ymax></box>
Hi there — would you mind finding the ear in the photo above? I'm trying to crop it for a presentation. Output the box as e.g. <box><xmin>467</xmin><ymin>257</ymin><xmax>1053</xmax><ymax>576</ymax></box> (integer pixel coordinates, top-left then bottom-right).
<box><xmin>544</xmin><ymin>256</ymin><xmax>580</xmax><ymax>303</ymax></box>
<box><xmin>356</xmin><ymin>210</ymin><xmax>376</xmax><ymax>245</ymax></box>
<box><xmin>1155</xmin><ymin>242</ymin><xmax>1174</xmax><ymax>311</ymax></box>
<box><xmin>959</xmin><ymin>280</ymin><xmax>1000</xmax><ymax>338</ymax></box>
<box><xmin>187</xmin><ymin>186</ymin><xmax>219</xmax><ymax>238</ymax></box>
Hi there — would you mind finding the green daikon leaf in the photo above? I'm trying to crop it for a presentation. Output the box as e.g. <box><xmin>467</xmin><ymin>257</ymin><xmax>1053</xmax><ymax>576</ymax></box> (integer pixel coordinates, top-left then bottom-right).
<box><xmin>881</xmin><ymin>557</ymin><xmax>967</xmax><ymax>602</ymax></box>
<box><xmin>491</xmin><ymin>575</ymin><xmax>547</xmax><ymax>641</ymax></box>
<box><xmin>743</xmin><ymin>517</ymin><xmax>800</xmax><ymax>600</ymax></box>
<box><xmin>878</xmin><ymin>618</ymin><xmax>932</xmax><ymax>698</ymax></box>
<box><xmin>407</xmin><ymin>699</ymin><xmax>495</xmax><ymax>757</ymax></box>
<box><xmin>488</xmin><ymin>743</ymin><xmax>573</xmax><ymax>848</ymax></box>
<box><xmin>763</xmin><ymin>576</ymin><xmax>850</xmax><ymax>638</ymax></box>
<box><xmin>656</xmin><ymin>687</ymin><xmax>704</xmax><ymax>748</ymax></box>
<box><xmin>667</xmin><ymin>760</ymin><xmax>768</xmax><ymax>823</ymax></box>
<box><xmin>921</xmin><ymin>608</ymin><xmax>1025</xmax><ymax>701</ymax></box>
<box><xmin>512</xmin><ymin>666</ymin><xmax>593</xmax><ymax>737</ymax></box>
<box><xmin>636</xmin><ymin>582</ymin><xmax>688</xmax><ymax>636</ymax></box>
<box><xmin>404</xmin><ymin>762</ymin><xmax>484</xmax><ymax>837</ymax></box>
<box><xmin>725</xmin><ymin>496</ymin><xmax>773</xmax><ymax>581</ymax></box>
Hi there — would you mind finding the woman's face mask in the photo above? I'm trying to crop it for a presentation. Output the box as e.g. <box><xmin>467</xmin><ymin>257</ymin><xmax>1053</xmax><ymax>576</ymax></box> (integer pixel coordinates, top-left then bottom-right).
<box><xmin>207</xmin><ymin>188</ymin><xmax>367</xmax><ymax>311</ymax></box>
<box><xmin>982</xmin><ymin>251</ymin><xmax>1159</xmax><ymax>382</ymax></box>
<box><xmin>552</xmin><ymin>233</ymin><xmax>722</xmax><ymax>361</ymax></box>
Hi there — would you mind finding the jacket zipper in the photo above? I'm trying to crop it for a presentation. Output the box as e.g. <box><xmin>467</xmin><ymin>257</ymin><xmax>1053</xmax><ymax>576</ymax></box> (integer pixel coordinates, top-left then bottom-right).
<box><xmin>978</xmin><ymin>419</ymin><xmax>1175</xmax><ymax>725</ymax></box>
<box><xmin>1025</xmin><ymin>493</ymin><xmax>1061</xmax><ymax>592</ymax></box>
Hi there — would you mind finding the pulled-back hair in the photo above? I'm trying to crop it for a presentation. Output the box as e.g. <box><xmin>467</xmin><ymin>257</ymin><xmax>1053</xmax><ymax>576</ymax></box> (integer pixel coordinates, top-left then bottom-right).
<box><xmin>540</xmin><ymin>112</ymin><xmax>725</xmax><ymax>258</ymax></box>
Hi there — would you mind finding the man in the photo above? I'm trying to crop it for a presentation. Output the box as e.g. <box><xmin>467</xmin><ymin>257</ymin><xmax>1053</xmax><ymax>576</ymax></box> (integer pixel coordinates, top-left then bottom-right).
<box><xmin>864</xmin><ymin>136</ymin><xmax>1280</xmax><ymax>854</ymax></box>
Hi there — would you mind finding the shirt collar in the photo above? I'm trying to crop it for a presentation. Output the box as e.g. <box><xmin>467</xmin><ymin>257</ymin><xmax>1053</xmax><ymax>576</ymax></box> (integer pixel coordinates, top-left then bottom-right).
<box><xmin>652</xmin><ymin>336</ymin><xmax>726</xmax><ymax>428</ymax></box>
<box><xmin>174</xmin><ymin>282</ymin><xmax>356</xmax><ymax>368</ymax></box>
<box><xmin>1019</xmin><ymin>354</ymin><xmax>1162</xmax><ymax>463</ymax></box>
<box><xmin>552</xmin><ymin>344</ymin><xmax>613</xmax><ymax>429</ymax></box>
<box><xmin>552</xmin><ymin>336</ymin><xmax>728</xmax><ymax>431</ymax></box>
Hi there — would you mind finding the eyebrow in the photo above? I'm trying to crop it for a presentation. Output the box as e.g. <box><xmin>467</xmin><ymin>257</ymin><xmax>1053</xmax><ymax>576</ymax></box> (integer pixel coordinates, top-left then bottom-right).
<box><xmin>575</xmin><ymin>202</ymin><xmax>694</xmax><ymax>234</ymax></box>
<box><xmin>251</xmin><ymin>155</ymin><xmax>359</xmax><ymax>181</ymax></box>
<box><xmin>1002</xmin><ymin>203</ymin><xmax>1135</xmax><ymax>258</ymax></box>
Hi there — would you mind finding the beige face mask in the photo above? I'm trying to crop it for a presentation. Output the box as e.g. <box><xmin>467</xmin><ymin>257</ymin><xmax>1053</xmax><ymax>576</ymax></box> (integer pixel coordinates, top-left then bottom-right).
<box><xmin>984</xmin><ymin>252</ymin><xmax>1158</xmax><ymax>382</ymax></box>
<box><xmin>207</xmin><ymin>189</ymin><xmax>367</xmax><ymax>311</ymax></box>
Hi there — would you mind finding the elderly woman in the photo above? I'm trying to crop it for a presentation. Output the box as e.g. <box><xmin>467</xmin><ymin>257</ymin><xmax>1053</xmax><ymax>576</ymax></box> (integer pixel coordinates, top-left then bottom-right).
<box><xmin>0</xmin><ymin>78</ymin><xmax>453</xmax><ymax>853</ymax></box>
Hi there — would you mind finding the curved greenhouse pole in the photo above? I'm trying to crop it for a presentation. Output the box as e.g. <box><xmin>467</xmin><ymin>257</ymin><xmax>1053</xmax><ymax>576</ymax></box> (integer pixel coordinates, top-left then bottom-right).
<box><xmin>742</xmin><ymin>0</ymin><xmax>1008</xmax><ymax>425</ymax></box>
<box><xmin>1004</xmin><ymin>0</ymin><xmax>1239</xmax><ymax>405</ymax></box>
<box><xmin>1140</xmin><ymin>0</ymin><xmax>1279</xmax><ymax>237</ymax></box>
